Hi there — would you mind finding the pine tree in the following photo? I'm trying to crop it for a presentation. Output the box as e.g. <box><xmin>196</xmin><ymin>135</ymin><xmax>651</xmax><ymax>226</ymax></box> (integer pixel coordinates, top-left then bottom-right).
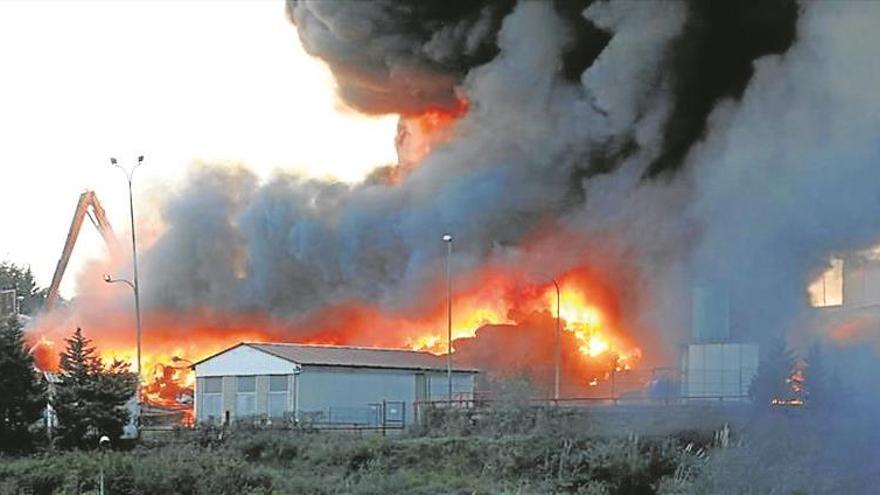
<box><xmin>748</xmin><ymin>336</ymin><xmax>797</xmax><ymax>409</ymax></box>
<box><xmin>0</xmin><ymin>315</ymin><xmax>46</xmax><ymax>453</ymax></box>
<box><xmin>0</xmin><ymin>262</ymin><xmax>46</xmax><ymax>315</ymax></box>
<box><xmin>804</xmin><ymin>343</ymin><xmax>835</xmax><ymax>415</ymax></box>
<box><xmin>54</xmin><ymin>328</ymin><xmax>138</xmax><ymax>449</ymax></box>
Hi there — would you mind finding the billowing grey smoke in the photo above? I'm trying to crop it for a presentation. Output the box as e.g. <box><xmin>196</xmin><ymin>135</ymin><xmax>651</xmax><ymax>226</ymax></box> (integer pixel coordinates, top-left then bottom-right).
<box><xmin>148</xmin><ymin>3</ymin><xmax>593</xmax><ymax>311</ymax></box>
<box><xmin>684</xmin><ymin>1</ymin><xmax>880</xmax><ymax>347</ymax></box>
<box><xmin>141</xmin><ymin>0</ymin><xmax>880</xmax><ymax>368</ymax></box>
<box><xmin>74</xmin><ymin>1</ymin><xmax>880</xmax><ymax>488</ymax></box>
<box><xmin>143</xmin><ymin>2</ymin><xmax>682</xmax><ymax>327</ymax></box>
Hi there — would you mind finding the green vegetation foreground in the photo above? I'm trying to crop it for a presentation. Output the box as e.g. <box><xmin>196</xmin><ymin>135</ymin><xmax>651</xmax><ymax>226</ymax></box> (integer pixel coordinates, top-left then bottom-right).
<box><xmin>4</xmin><ymin>405</ymin><xmax>875</xmax><ymax>495</ymax></box>
<box><xmin>0</xmin><ymin>414</ymin><xmax>708</xmax><ymax>495</ymax></box>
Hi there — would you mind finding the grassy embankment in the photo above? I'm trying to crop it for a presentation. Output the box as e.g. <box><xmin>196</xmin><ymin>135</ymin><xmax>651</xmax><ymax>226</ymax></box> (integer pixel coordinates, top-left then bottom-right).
<box><xmin>2</xmin><ymin>404</ymin><xmax>870</xmax><ymax>494</ymax></box>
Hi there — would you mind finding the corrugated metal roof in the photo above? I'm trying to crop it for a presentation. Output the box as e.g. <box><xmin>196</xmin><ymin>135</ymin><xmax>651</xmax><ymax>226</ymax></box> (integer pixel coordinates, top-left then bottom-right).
<box><xmin>241</xmin><ymin>342</ymin><xmax>478</xmax><ymax>373</ymax></box>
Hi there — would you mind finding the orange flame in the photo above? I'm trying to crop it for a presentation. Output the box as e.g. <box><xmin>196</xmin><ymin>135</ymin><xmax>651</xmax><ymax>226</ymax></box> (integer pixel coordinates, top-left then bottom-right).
<box><xmin>27</xmin><ymin>228</ymin><xmax>649</xmax><ymax>418</ymax></box>
<box><xmin>392</xmin><ymin>97</ymin><xmax>469</xmax><ymax>182</ymax></box>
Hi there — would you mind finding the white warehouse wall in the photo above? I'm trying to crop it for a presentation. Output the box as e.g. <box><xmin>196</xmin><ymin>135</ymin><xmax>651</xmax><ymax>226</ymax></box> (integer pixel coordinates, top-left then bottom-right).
<box><xmin>195</xmin><ymin>345</ymin><xmax>301</xmax><ymax>377</ymax></box>
<box><xmin>297</xmin><ymin>366</ymin><xmax>475</xmax><ymax>425</ymax></box>
<box><xmin>193</xmin><ymin>345</ymin><xmax>477</xmax><ymax>425</ymax></box>
<box><xmin>425</xmin><ymin>371</ymin><xmax>475</xmax><ymax>402</ymax></box>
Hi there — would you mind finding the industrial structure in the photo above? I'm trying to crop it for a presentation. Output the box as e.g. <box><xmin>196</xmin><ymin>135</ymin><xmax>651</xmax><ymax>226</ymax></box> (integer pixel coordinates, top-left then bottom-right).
<box><xmin>810</xmin><ymin>250</ymin><xmax>880</xmax><ymax>310</ymax></box>
<box><xmin>192</xmin><ymin>342</ymin><xmax>478</xmax><ymax>426</ymax></box>
<box><xmin>808</xmin><ymin>250</ymin><xmax>880</xmax><ymax>398</ymax></box>
<box><xmin>680</xmin><ymin>249</ymin><xmax>880</xmax><ymax>402</ymax></box>
<box><xmin>680</xmin><ymin>286</ymin><xmax>758</xmax><ymax>401</ymax></box>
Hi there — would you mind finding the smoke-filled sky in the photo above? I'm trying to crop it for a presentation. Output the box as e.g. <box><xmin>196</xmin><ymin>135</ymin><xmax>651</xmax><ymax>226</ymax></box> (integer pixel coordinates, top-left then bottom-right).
<box><xmin>0</xmin><ymin>0</ymin><xmax>398</xmax><ymax>297</ymax></box>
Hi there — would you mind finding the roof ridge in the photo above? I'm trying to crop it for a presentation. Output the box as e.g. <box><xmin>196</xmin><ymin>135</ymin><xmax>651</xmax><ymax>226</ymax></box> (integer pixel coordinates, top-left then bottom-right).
<box><xmin>196</xmin><ymin>342</ymin><xmax>479</xmax><ymax>373</ymax></box>
<box><xmin>247</xmin><ymin>341</ymin><xmax>437</xmax><ymax>354</ymax></box>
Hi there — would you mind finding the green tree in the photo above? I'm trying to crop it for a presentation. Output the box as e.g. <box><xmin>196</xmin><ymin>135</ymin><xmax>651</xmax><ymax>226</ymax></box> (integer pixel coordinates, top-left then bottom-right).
<box><xmin>0</xmin><ymin>261</ymin><xmax>47</xmax><ymax>315</ymax></box>
<box><xmin>804</xmin><ymin>343</ymin><xmax>837</xmax><ymax>415</ymax></box>
<box><xmin>54</xmin><ymin>328</ymin><xmax>138</xmax><ymax>449</ymax></box>
<box><xmin>0</xmin><ymin>315</ymin><xmax>46</xmax><ymax>453</ymax></box>
<box><xmin>748</xmin><ymin>336</ymin><xmax>797</xmax><ymax>409</ymax></box>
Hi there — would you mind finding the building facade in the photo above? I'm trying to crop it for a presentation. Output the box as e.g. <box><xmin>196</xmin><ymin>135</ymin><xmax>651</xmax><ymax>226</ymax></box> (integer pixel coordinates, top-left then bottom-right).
<box><xmin>193</xmin><ymin>342</ymin><xmax>477</xmax><ymax>426</ymax></box>
<box><xmin>681</xmin><ymin>286</ymin><xmax>758</xmax><ymax>401</ymax></box>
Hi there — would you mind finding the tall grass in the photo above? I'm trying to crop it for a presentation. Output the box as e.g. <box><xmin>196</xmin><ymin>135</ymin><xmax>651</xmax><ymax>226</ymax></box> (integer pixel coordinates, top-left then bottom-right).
<box><xmin>0</xmin><ymin>405</ymin><xmax>728</xmax><ymax>495</ymax></box>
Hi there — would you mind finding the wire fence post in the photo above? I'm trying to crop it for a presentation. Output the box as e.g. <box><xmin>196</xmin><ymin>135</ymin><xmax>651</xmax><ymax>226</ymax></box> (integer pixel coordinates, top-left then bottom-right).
<box><xmin>381</xmin><ymin>400</ymin><xmax>387</xmax><ymax>437</ymax></box>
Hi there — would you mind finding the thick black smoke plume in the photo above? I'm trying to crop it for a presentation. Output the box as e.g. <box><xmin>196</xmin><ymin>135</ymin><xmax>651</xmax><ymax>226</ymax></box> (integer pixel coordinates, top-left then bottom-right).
<box><xmin>645</xmin><ymin>0</ymin><xmax>799</xmax><ymax>177</ymax></box>
<box><xmin>286</xmin><ymin>0</ymin><xmax>517</xmax><ymax>115</ymax></box>
<box><xmin>286</xmin><ymin>0</ymin><xmax>613</xmax><ymax>115</ymax></box>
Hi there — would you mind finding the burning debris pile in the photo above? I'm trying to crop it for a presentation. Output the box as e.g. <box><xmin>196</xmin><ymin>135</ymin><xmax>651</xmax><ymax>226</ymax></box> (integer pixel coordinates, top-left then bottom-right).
<box><xmin>25</xmin><ymin>0</ymin><xmax>880</xmax><ymax>414</ymax></box>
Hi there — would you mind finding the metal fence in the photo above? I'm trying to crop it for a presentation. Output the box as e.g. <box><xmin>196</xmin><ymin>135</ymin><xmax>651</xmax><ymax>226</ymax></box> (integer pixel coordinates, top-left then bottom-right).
<box><xmin>415</xmin><ymin>393</ymin><xmax>747</xmax><ymax>410</ymax></box>
<box><xmin>297</xmin><ymin>400</ymin><xmax>407</xmax><ymax>434</ymax></box>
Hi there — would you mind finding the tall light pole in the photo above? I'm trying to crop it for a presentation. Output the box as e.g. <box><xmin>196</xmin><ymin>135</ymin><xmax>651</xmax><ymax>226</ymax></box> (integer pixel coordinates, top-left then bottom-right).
<box><xmin>553</xmin><ymin>279</ymin><xmax>561</xmax><ymax>403</ymax></box>
<box><xmin>110</xmin><ymin>155</ymin><xmax>144</xmax><ymax>383</ymax></box>
<box><xmin>103</xmin><ymin>274</ymin><xmax>137</xmax><ymax>365</ymax></box>
<box><xmin>442</xmin><ymin>233</ymin><xmax>454</xmax><ymax>407</ymax></box>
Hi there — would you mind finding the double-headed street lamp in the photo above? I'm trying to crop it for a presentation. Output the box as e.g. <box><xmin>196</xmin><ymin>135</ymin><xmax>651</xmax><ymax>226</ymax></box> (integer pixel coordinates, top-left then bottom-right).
<box><xmin>106</xmin><ymin>155</ymin><xmax>145</xmax><ymax>384</ymax></box>
<box><xmin>442</xmin><ymin>233</ymin><xmax>454</xmax><ymax>407</ymax></box>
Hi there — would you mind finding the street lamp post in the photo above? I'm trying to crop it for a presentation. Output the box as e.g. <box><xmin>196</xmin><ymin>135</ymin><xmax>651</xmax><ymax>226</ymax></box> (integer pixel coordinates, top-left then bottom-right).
<box><xmin>553</xmin><ymin>279</ymin><xmax>560</xmax><ymax>403</ymax></box>
<box><xmin>442</xmin><ymin>233</ymin><xmax>454</xmax><ymax>407</ymax></box>
<box><xmin>170</xmin><ymin>356</ymin><xmax>192</xmax><ymax>366</ymax></box>
<box><xmin>103</xmin><ymin>274</ymin><xmax>138</xmax><ymax>373</ymax></box>
<box><xmin>109</xmin><ymin>155</ymin><xmax>144</xmax><ymax>382</ymax></box>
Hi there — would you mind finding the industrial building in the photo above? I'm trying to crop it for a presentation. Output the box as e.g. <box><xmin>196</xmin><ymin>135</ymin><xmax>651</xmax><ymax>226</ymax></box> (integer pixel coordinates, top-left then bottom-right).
<box><xmin>681</xmin><ymin>249</ymin><xmax>880</xmax><ymax>402</ymax></box>
<box><xmin>192</xmin><ymin>342</ymin><xmax>478</xmax><ymax>426</ymax></box>
<box><xmin>680</xmin><ymin>286</ymin><xmax>758</xmax><ymax>401</ymax></box>
<box><xmin>809</xmin><ymin>249</ymin><xmax>880</xmax><ymax>310</ymax></box>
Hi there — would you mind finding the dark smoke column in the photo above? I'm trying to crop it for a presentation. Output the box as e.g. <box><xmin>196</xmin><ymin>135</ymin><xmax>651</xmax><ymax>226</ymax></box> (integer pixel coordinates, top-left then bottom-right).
<box><xmin>286</xmin><ymin>0</ymin><xmax>515</xmax><ymax>115</ymax></box>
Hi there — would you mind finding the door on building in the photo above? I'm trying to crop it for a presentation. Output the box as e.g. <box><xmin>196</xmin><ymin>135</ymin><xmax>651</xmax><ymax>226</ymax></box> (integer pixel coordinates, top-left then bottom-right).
<box><xmin>414</xmin><ymin>373</ymin><xmax>428</xmax><ymax>424</ymax></box>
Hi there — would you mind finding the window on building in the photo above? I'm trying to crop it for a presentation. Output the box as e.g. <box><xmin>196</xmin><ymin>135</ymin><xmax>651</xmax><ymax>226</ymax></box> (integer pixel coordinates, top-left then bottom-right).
<box><xmin>267</xmin><ymin>375</ymin><xmax>289</xmax><ymax>418</ymax></box>
<box><xmin>808</xmin><ymin>257</ymin><xmax>843</xmax><ymax>307</ymax></box>
<box><xmin>202</xmin><ymin>377</ymin><xmax>222</xmax><ymax>421</ymax></box>
<box><xmin>236</xmin><ymin>376</ymin><xmax>256</xmax><ymax>417</ymax></box>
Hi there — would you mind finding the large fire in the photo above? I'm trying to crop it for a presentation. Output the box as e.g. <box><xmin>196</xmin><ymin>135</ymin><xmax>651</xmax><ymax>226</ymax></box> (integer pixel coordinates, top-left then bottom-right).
<box><xmin>28</xmin><ymin>254</ymin><xmax>645</xmax><ymax>417</ymax></box>
<box><xmin>26</xmin><ymin>94</ymin><xmax>647</xmax><ymax>419</ymax></box>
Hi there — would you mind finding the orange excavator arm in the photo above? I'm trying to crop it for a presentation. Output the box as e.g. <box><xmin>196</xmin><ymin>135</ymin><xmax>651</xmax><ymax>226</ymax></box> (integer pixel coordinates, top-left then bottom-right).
<box><xmin>45</xmin><ymin>190</ymin><xmax>119</xmax><ymax>310</ymax></box>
